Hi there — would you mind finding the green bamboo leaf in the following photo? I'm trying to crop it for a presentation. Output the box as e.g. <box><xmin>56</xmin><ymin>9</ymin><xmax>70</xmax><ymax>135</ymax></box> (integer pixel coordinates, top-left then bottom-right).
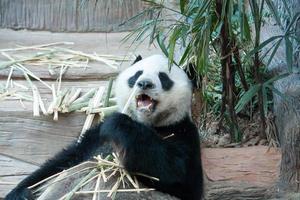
<box><xmin>156</xmin><ymin>34</ymin><xmax>169</xmax><ymax>58</ymax></box>
<box><xmin>266</xmin><ymin>38</ymin><xmax>282</xmax><ymax>66</ymax></box>
<box><xmin>179</xmin><ymin>43</ymin><xmax>192</xmax><ymax>66</ymax></box>
<box><xmin>264</xmin><ymin>72</ymin><xmax>289</xmax><ymax>85</ymax></box>
<box><xmin>249</xmin><ymin>0</ymin><xmax>260</xmax><ymax>30</ymax></box>
<box><xmin>180</xmin><ymin>0</ymin><xmax>186</xmax><ymax>13</ymax></box>
<box><xmin>284</xmin><ymin>36</ymin><xmax>293</xmax><ymax>71</ymax></box>
<box><xmin>285</xmin><ymin>12</ymin><xmax>300</xmax><ymax>33</ymax></box>
<box><xmin>168</xmin><ymin>27</ymin><xmax>181</xmax><ymax>69</ymax></box>
<box><xmin>243</xmin><ymin>13</ymin><xmax>251</xmax><ymax>41</ymax></box>
<box><xmin>266</xmin><ymin>85</ymin><xmax>291</xmax><ymax>104</ymax></box>
<box><xmin>282</xmin><ymin>0</ymin><xmax>292</xmax><ymax>18</ymax></box>
<box><xmin>245</xmin><ymin>35</ymin><xmax>282</xmax><ymax>60</ymax></box>
<box><xmin>235</xmin><ymin>84</ymin><xmax>260</xmax><ymax>113</ymax></box>
<box><xmin>265</xmin><ymin>0</ymin><xmax>282</xmax><ymax>28</ymax></box>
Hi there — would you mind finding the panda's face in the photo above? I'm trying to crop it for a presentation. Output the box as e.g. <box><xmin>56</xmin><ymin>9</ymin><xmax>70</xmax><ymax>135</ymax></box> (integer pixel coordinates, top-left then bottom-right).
<box><xmin>115</xmin><ymin>55</ymin><xmax>192</xmax><ymax>127</ymax></box>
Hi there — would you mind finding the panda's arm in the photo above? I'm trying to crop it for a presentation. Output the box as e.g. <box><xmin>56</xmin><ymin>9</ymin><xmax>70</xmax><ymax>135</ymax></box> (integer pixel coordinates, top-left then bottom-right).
<box><xmin>5</xmin><ymin>124</ymin><xmax>104</xmax><ymax>200</ymax></box>
<box><xmin>101</xmin><ymin>112</ymin><xmax>191</xmax><ymax>185</ymax></box>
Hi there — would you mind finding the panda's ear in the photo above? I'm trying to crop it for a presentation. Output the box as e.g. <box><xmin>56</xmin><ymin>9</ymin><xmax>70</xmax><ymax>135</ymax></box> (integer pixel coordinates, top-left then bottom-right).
<box><xmin>132</xmin><ymin>55</ymin><xmax>142</xmax><ymax>65</ymax></box>
<box><xmin>184</xmin><ymin>63</ymin><xmax>202</xmax><ymax>89</ymax></box>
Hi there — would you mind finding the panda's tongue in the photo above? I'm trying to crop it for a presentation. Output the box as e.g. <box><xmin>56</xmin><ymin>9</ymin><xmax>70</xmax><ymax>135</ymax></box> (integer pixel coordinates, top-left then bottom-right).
<box><xmin>137</xmin><ymin>99</ymin><xmax>152</xmax><ymax>107</ymax></box>
<box><xmin>137</xmin><ymin>94</ymin><xmax>152</xmax><ymax>108</ymax></box>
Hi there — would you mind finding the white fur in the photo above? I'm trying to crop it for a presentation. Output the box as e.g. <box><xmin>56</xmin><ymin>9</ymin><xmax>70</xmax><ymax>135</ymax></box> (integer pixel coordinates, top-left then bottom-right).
<box><xmin>115</xmin><ymin>55</ymin><xmax>192</xmax><ymax>127</ymax></box>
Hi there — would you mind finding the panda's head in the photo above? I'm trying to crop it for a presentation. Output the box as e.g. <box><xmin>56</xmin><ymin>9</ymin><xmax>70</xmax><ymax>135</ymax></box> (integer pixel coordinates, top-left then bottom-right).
<box><xmin>115</xmin><ymin>55</ymin><xmax>192</xmax><ymax>127</ymax></box>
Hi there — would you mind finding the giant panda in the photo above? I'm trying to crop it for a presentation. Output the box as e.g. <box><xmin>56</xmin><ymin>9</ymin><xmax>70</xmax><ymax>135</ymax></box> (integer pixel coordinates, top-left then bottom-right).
<box><xmin>5</xmin><ymin>54</ymin><xmax>203</xmax><ymax>200</ymax></box>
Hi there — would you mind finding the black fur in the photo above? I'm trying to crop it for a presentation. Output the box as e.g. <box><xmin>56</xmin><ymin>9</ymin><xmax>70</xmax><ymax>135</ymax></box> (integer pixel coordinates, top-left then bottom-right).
<box><xmin>128</xmin><ymin>70</ymin><xmax>143</xmax><ymax>88</ymax></box>
<box><xmin>132</xmin><ymin>55</ymin><xmax>143</xmax><ymax>64</ymax></box>
<box><xmin>5</xmin><ymin>112</ymin><xmax>203</xmax><ymax>200</ymax></box>
<box><xmin>158</xmin><ymin>72</ymin><xmax>174</xmax><ymax>91</ymax></box>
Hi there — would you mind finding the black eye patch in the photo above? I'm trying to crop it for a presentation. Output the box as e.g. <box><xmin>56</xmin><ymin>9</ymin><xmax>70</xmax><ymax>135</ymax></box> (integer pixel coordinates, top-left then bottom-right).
<box><xmin>159</xmin><ymin>72</ymin><xmax>174</xmax><ymax>91</ymax></box>
<box><xmin>128</xmin><ymin>70</ymin><xmax>143</xmax><ymax>88</ymax></box>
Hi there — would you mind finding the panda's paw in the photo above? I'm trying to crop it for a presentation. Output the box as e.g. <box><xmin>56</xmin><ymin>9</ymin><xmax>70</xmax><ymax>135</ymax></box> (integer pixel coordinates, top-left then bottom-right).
<box><xmin>5</xmin><ymin>187</ymin><xmax>34</xmax><ymax>200</ymax></box>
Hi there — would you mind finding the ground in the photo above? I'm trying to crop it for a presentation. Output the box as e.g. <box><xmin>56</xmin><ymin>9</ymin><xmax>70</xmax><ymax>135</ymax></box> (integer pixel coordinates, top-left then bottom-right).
<box><xmin>0</xmin><ymin>29</ymin><xmax>281</xmax><ymax>199</ymax></box>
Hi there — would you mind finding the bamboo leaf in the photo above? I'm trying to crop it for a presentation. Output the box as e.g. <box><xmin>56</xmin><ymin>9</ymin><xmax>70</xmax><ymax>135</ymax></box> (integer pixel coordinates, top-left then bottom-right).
<box><xmin>282</xmin><ymin>0</ymin><xmax>292</xmax><ymax>18</ymax></box>
<box><xmin>266</xmin><ymin>84</ymin><xmax>290</xmax><ymax>103</ymax></box>
<box><xmin>245</xmin><ymin>35</ymin><xmax>282</xmax><ymax>60</ymax></box>
<box><xmin>265</xmin><ymin>0</ymin><xmax>282</xmax><ymax>28</ymax></box>
<box><xmin>180</xmin><ymin>0</ymin><xmax>186</xmax><ymax>13</ymax></box>
<box><xmin>235</xmin><ymin>84</ymin><xmax>260</xmax><ymax>113</ymax></box>
<box><xmin>284</xmin><ymin>36</ymin><xmax>293</xmax><ymax>71</ymax></box>
<box><xmin>264</xmin><ymin>72</ymin><xmax>289</xmax><ymax>85</ymax></box>
<box><xmin>156</xmin><ymin>34</ymin><xmax>169</xmax><ymax>58</ymax></box>
<box><xmin>285</xmin><ymin>12</ymin><xmax>300</xmax><ymax>33</ymax></box>
<box><xmin>266</xmin><ymin>38</ymin><xmax>282</xmax><ymax>66</ymax></box>
<box><xmin>168</xmin><ymin>27</ymin><xmax>181</xmax><ymax>68</ymax></box>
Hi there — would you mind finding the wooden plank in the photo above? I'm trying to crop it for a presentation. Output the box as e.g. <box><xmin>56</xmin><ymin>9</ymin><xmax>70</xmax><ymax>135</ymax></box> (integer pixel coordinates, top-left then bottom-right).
<box><xmin>0</xmin><ymin>80</ymin><xmax>111</xmax><ymax>164</ymax></box>
<box><xmin>0</xmin><ymin>154</ymin><xmax>38</xmax><ymax>198</ymax></box>
<box><xmin>0</xmin><ymin>61</ymin><xmax>119</xmax><ymax>81</ymax></box>
<box><xmin>0</xmin><ymin>111</ymin><xmax>90</xmax><ymax>165</ymax></box>
<box><xmin>0</xmin><ymin>0</ymin><xmax>149</xmax><ymax>32</ymax></box>
<box><xmin>0</xmin><ymin>30</ymin><xmax>161</xmax><ymax>80</ymax></box>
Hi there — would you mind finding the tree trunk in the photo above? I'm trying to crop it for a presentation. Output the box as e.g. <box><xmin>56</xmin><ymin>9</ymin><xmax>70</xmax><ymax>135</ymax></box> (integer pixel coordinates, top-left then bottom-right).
<box><xmin>216</xmin><ymin>0</ymin><xmax>239</xmax><ymax>142</ymax></box>
<box><xmin>272</xmin><ymin>0</ymin><xmax>300</xmax><ymax>195</ymax></box>
<box><xmin>274</xmin><ymin>75</ymin><xmax>300</xmax><ymax>193</ymax></box>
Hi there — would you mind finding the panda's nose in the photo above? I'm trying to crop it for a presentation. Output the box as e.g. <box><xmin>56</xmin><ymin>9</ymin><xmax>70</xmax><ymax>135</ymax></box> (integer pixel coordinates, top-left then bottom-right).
<box><xmin>137</xmin><ymin>80</ymin><xmax>155</xmax><ymax>90</ymax></box>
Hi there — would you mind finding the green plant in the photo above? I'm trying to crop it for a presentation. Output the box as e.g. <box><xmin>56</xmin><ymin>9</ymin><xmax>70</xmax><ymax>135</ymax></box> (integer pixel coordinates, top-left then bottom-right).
<box><xmin>124</xmin><ymin>0</ymin><xmax>299</xmax><ymax>143</ymax></box>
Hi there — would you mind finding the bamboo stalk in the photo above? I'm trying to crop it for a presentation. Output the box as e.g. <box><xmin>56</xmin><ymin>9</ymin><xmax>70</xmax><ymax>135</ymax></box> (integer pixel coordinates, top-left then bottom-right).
<box><xmin>78</xmin><ymin>86</ymin><xmax>105</xmax><ymax>142</ymax></box>
<box><xmin>75</xmin><ymin>188</ymin><xmax>155</xmax><ymax>194</ymax></box>
<box><xmin>1</xmin><ymin>52</ymin><xmax>52</xmax><ymax>90</ymax></box>
<box><xmin>122</xmin><ymin>86</ymin><xmax>139</xmax><ymax>114</ymax></box>
<box><xmin>0</xmin><ymin>42</ymin><xmax>74</xmax><ymax>52</ymax></box>
<box><xmin>5</xmin><ymin>66</ymin><xmax>14</xmax><ymax>89</ymax></box>
<box><xmin>55</xmin><ymin>48</ymin><xmax>119</xmax><ymax>69</ymax></box>
<box><xmin>92</xmin><ymin>175</ymin><xmax>102</xmax><ymax>200</ymax></box>
<box><xmin>104</xmin><ymin>78</ymin><xmax>114</xmax><ymax>107</ymax></box>
<box><xmin>62</xmin><ymin>169</ymin><xmax>98</xmax><ymax>200</ymax></box>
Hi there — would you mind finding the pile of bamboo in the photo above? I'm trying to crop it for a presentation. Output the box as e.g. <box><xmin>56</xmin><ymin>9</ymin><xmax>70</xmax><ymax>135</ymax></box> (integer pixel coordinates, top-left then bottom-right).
<box><xmin>29</xmin><ymin>154</ymin><xmax>157</xmax><ymax>200</ymax></box>
<box><xmin>0</xmin><ymin>42</ymin><xmax>134</xmax><ymax>132</ymax></box>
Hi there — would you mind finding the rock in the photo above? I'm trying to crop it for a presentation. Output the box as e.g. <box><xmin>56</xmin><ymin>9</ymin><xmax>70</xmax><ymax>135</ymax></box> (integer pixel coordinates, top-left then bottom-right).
<box><xmin>259</xmin><ymin>139</ymin><xmax>268</xmax><ymax>146</ymax></box>
<box><xmin>217</xmin><ymin>134</ymin><xmax>231</xmax><ymax>147</ymax></box>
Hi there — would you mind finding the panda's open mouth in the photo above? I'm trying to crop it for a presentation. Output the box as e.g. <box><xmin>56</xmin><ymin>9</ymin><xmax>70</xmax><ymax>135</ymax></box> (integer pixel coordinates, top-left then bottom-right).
<box><xmin>135</xmin><ymin>94</ymin><xmax>157</xmax><ymax>112</ymax></box>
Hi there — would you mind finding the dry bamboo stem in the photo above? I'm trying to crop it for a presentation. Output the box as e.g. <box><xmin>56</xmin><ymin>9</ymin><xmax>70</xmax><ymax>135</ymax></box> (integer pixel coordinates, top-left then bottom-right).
<box><xmin>75</xmin><ymin>188</ymin><xmax>155</xmax><ymax>194</ymax></box>
<box><xmin>5</xmin><ymin>66</ymin><xmax>14</xmax><ymax>89</ymax></box>
<box><xmin>0</xmin><ymin>42</ymin><xmax>74</xmax><ymax>52</ymax></box>
<box><xmin>1</xmin><ymin>52</ymin><xmax>52</xmax><ymax>90</ymax></box>
<box><xmin>24</xmin><ymin>73</ymin><xmax>40</xmax><ymax>116</ymax></box>
<box><xmin>55</xmin><ymin>48</ymin><xmax>119</xmax><ymax>69</ymax></box>
<box><xmin>92</xmin><ymin>174</ymin><xmax>102</xmax><ymax>200</ymax></box>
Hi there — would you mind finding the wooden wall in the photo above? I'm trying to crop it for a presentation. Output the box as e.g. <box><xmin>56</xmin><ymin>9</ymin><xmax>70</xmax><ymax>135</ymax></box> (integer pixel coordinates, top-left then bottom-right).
<box><xmin>0</xmin><ymin>0</ymin><xmax>149</xmax><ymax>32</ymax></box>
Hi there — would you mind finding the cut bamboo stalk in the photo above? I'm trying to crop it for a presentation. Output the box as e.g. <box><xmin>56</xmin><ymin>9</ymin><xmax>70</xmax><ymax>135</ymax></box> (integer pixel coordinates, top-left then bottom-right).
<box><xmin>78</xmin><ymin>86</ymin><xmax>105</xmax><ymax>142</ymax></box>
<box><xmin>104</xmin><ymin>78</ymin><xmax>114</xmax><ymax>107</ymax></box>
<box><xmin>72</xmin><ymin>88</ymin><xmax>96</xmax><ymax>105</ymax></box>
<box><xmin>5</xmin><ymin>66</ymin><xmax>14</xmax><ymax>89</ymax></box>
<box><xmin>24</xmin><ymin>73</ymin><xmax>40</xmax><ymax>116</ymax></box>
<box><xmin>47</xmin><ymin>84</ymin><xmax>57</xmax><ymax>114</ymax></box>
